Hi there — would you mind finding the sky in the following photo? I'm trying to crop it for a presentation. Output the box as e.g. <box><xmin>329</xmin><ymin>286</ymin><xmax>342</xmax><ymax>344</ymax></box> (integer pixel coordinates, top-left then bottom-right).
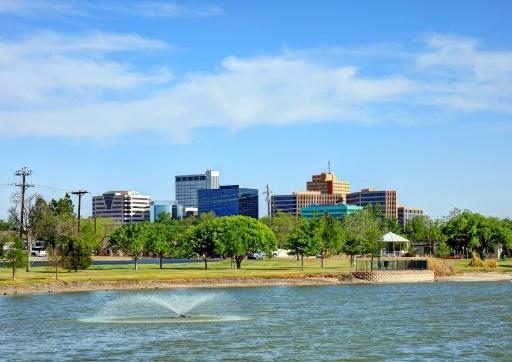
<box><xmin>0</xmin><ymin>0</ymin><xmax>511</xmax><ymax>219</ymax></box>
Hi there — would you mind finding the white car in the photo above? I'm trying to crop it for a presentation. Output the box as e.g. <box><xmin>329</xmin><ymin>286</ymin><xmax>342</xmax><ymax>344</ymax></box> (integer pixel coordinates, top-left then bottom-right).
<box><xmin>31</xmin><ymin>247</ymin><xmax>47</xmax><ymax>257</ymax></box>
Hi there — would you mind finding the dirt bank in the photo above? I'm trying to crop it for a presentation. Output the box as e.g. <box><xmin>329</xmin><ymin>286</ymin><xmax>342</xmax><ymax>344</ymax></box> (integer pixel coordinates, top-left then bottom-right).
<box><xmin>437</xmin><ymin>272</ymin><xmax>512</xmax><ymax>282</ymax></box>
<box><xmin>0</xmin><ymin>276</ymin><xmax>347</xmax><ymax>296</ymax></box>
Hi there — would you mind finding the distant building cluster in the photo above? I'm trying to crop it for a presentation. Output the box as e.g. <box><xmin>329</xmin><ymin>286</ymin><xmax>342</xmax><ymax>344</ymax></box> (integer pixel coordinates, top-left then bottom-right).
<box><xmin>92</xmin><ymin>169</ymin><xmax>259</xmax><ymax>223</ymax></box>
<box><xmin>272</xmin><ymin>171</ymin><xmax>422</xmax><ymax>228</ymax></box>
<box><xmin>91</xmin><ymin>167</ymin><xmax>423</xmax><ymax>226</ymax></box>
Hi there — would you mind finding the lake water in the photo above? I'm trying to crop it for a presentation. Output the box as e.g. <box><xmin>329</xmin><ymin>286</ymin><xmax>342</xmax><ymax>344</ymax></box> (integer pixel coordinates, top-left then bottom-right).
<box><xmin>1</xmin><ymin>282</ymin><xmax>511</xmax><ymax>361</ymax></box>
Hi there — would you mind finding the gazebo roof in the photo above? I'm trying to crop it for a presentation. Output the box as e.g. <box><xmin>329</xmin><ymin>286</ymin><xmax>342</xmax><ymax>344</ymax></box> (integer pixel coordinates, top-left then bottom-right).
<box><xmin>381</xmin><ymin>232</ymin><xmax>409</xmax><ymax>243</ymax></box>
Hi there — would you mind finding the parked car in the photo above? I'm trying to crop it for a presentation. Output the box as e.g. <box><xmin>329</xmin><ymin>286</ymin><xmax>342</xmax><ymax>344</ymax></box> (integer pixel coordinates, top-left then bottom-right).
<box><xmin>31</xmin><ymin>247</ymin><xmax>47</xmax><ymax>257</ymax></box>
<box><xmin>247</xmin><ymin>251</ymin><xmax>265</xmax><ymax>260</ymax></box>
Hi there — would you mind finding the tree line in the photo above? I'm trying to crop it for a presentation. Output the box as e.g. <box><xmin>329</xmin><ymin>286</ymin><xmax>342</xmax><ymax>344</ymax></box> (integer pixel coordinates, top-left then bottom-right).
<box><xmin>1</xmin><ymin>192</ymin><xmax>512</xmax><ymax>279</ymax></box>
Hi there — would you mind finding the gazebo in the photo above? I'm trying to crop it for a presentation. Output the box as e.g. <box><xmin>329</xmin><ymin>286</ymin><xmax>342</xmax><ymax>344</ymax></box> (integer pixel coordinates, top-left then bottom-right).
<box><xmin>381</xmin><ymin>232</ymin><xmax>410</xmax><ymax>257</ymax></box>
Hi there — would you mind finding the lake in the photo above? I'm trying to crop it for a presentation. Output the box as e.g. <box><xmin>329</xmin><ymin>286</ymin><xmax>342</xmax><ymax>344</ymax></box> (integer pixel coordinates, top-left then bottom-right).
<box><xmin>1</xmin><ymin>282</ymin><xmax>511</xmax><ymax>361</ymax></box>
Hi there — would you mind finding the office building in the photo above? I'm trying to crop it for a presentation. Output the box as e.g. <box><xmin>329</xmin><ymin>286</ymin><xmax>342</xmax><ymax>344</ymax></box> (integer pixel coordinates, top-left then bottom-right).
<box><xmin>149</xmin><ymin>200</ymin><xmax>173</xmax><ymax>222</ymax></box>
<box><xmin>271</xmin><ymin>191</ymin><xmax>345</xmax><ymax>217</ymax></box>
<box><xmin>92</xmin><ymin>191</ymin><xmax>150</xmax><ymax>223</ymax></box>
<box><xmin>346</xmin><ymin>188</ymin><xmax>397</xmax><ymax>219</ymax></box>
<box><xmin>175</xmin><ymin>169</ymin><xmax>220</xmax><ymax>208</ymax></box>
<box><xmin>271</xmin><ymin>194</ymin><xmax>297</xmax><ymax>215</ymax></box>
<box><xmin>301</xmin><ymin>204</ymin><xmax>363</xmax><ymax>219</ymax></box>
<box><xmin>198</xmin><ymin>185</ymin><xmax>258</xmax><ymax>218</ymax></box>
<box><xmin>306</xmin><ymin>172</ymin><xmax>350</xmax><ymax>196</ymax></box>
<box><xmin>398</xmin><ymin>206</ymin><xmax>424</xmax><ymax>229</ymax></box>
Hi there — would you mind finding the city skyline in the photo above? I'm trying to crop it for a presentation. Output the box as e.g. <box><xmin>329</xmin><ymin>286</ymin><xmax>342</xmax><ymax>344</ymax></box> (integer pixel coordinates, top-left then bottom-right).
<box><xmin>1</xmin><ymin>1</ymin><xmax>511</xmax><ymax>219</ymax></box>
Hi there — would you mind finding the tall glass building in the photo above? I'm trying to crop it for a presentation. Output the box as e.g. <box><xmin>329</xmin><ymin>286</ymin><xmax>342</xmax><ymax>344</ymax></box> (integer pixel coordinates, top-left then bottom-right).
<box><xmin>198</xmin><ymin>185</ymin><xmax>258</xmax><ymax>218</ymax></box>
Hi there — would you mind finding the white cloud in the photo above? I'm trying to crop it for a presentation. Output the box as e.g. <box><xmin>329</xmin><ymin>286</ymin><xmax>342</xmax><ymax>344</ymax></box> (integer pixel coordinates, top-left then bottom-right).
<box><xmin>0</xmin><ymin>0</ymin><xmax>222</xmax><ymax>18</ymax></box>
<box><xmin>0</xmin><ymin>32</ymin><xmax>171</xmax><ymax>105</ymax></box>
<box><xmin>0</xmin><ymin>32</ymin><xmax>511</xmax><ymax>142</ymax></box>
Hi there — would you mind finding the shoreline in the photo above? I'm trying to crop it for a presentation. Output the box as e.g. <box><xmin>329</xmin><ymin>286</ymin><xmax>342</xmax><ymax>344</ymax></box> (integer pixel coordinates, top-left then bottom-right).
<box><xmin>1</xmin><ymin>272</ymin><xmax>511</xmax><ymax>296</ymax></box>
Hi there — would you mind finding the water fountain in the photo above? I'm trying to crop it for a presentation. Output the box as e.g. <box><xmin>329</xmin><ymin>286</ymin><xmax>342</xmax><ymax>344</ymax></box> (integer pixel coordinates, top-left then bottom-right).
<box><xmin>79</xmin><ymin>291</ymin><xmax>249</xmax><ymax>324</ymax></box>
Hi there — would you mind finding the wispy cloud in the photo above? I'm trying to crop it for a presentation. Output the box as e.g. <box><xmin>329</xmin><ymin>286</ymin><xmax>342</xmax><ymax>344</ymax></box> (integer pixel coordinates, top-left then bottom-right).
<box><xmin>0</xmin><ymin>31</ymin><xmax>172</xmax><ymax>105</ymax></box>
<box><xmin>0</xmin><ymin>32</ymin><xmax>510</xmax><ymax>142</ymax></box>
<box><xmin>0</xmin><ymin>0</ymin><xmax>222</xmax><ymax>18</ymax></box>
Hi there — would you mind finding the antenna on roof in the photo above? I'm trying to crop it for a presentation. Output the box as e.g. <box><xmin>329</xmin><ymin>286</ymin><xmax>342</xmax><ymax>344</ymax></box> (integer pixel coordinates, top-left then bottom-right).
<box><xmin>328</xmin><ymin>161</ymin><xmax>331</xmax><ymax>173</ymax></box>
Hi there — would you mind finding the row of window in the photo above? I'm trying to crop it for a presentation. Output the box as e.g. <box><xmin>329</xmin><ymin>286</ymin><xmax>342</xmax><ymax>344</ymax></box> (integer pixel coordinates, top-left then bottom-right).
<box><xmin>176</xmin><ymin>176</ymin><xmax>207</xmax><ymax>182</ymax></box>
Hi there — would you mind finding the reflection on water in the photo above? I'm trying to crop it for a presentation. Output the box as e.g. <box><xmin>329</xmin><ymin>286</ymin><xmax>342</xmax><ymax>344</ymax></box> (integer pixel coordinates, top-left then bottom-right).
<box><xmin>1</xmin><ymin>283</ymin><xmax>511</xmax><ymax>361</ymax></box>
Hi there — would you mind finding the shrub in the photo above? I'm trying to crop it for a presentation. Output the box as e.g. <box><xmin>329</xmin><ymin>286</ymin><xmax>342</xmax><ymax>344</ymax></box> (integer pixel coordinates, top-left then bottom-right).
<box><xmin>469</xmin><ymin>253</ymin><xmax>484</xmax><ymax>267</ymax></box>
<box><xmin>486</xmin><ymin>259</ymin><xmax>497</xmax><ymax>269</ymax></box>
<box><xmin>429</xmin><ymin>260</ymin><xmax>457</xmax><ymax>276</ymax></box>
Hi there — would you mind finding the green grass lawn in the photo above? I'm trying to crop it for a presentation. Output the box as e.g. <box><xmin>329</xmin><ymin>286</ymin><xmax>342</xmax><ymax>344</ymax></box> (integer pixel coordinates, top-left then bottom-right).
<box><xmin>0</xmin><ymin>257</ymin><xmax>351</xmax><ymax>286</ymax></box>
<box><xmin>1</xmin><ymin>257</ymin><xmax>511</xmax><ymax>286</ymax></box>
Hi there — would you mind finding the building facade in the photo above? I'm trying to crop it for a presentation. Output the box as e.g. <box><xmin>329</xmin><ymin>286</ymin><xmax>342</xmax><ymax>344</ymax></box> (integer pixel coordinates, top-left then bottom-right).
<box><xmin>149</xmin><ymin>200</ymin><xmax>173</xmax><ymax>222</ymax></box>
<box><xmin>346</xmin><ymin>188</ymin><xmax>397</xmax><ymax>219</ymax></box>
<box><xmin>301</xmin><ymin>204</ymin><xmax>363</xmax><ymax>219</ymax></box>
<box><xmin>198</xmin><ymin>185</ymin><xmax>258</xmax><ymax>218</ymax></box>
<box><xmin>175</xmin><ymin>169</ymin><xmax>220</xmax><ymax>208</ymax></box>
<box><xmin>398</xmin><ymin>206</ymin><xmax>424</xmax><ymax>229</ymax></box>
<box><xmin>92</xmin><ymin>191</ymin><xmax>150</xmax><ymax>223</ymax></box>
<box><xmin>271</xmin><ymin>191</ymin><xmax>345</xmax><ymax>217</ymax></box>
<box><xmin>306</xmin><ymin>172</ymin><xmax>350</xmax><ymax>196</ymax></box>
<box><xmin>271</xmin><ymin>194</ymin><xmax>297</xmax><ymax>215</ymax></box>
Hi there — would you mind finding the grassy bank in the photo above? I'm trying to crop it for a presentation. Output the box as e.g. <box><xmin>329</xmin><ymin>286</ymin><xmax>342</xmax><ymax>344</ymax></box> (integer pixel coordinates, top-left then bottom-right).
<box><xmin>1</xmin><ymin>257</ymin><xmax>511</xmax><ymax>286</ymax></box>
<box><xmin>0</xmin><ymin>257</ymin><xmax>350</xmax><ymax>286</ymax></box>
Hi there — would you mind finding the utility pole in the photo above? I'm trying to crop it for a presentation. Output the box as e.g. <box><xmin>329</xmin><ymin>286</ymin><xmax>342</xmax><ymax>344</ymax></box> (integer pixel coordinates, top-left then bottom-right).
<box><xmin>263</xmin><ymin>184</ymin><xmax>272</xmax><ymax>227</ymax></box>
<box><xmin>14</xmin><ymin>167</ymin><xmax>33</xmax><ymax>239</ymax></box>
<box><xmin>72</xmin><ymin>189</ymin><xmax>89</xmax><ymax>232</ymax></box>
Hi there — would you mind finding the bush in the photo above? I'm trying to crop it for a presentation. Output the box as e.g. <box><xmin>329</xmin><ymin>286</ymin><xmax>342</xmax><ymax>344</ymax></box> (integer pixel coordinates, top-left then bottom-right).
<box><xmin>486</xmin><ymin>259</ymin><xmax>497</xmax><ymax>269</ymax></box>
<box><xmin>62</xmin><ymin>239</ymin><xmax>92</xmax><ymax>272</ymax></box>
<box><xmin>429</xmin><ymin>260</ymin><xmax>457</xmax><ymax>276</ymax></box>
<box><xmin>469</xmin><ymin>253</ymin><xmax>484</xmax><ymax>267</ymax></box>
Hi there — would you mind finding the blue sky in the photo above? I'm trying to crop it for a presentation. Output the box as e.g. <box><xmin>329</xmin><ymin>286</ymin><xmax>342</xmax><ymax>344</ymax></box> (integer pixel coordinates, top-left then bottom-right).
<box><xmin>0</xmin><ymin>0</ymin><xmax>511</xmax><ymax>219</ymax></box>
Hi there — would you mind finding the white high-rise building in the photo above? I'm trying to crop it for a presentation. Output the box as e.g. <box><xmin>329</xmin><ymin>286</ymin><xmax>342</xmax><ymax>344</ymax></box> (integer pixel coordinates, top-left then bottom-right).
<box><xmin>175</xmin><ymin>169</ymin><xmax>220</xmax><ymax>208</ymax></box>
<box><xmin>206</xmin><ymin>169</ymin><xmax>220</xmax><ymax>189</ymax></box>
<box><xmin>92</xmin><ymin>191</ymin><xmax>150</xmax><ymax>223</ymax></box>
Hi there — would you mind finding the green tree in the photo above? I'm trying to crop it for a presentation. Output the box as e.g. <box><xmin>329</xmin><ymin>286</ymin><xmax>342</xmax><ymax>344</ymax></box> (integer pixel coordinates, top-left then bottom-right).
<box><xmin>9</xmin><ymin>194</ymin><xmax>59</xmax><ymax>272</ymax></box>
<box><xmin>2</xmin><ymin>234</ymin><xmax>27</xmax><ymax>280</ymax></box>
<box><xmin>0</xmin><ymin>219</ymin><xmax>14</xmax><ymax>231</ymax></box>
<box><xmin>184</xmin><ymin>219</ymin><xmax>218</xmax><ymax>270</ymax></box>
<box><xmin>405</xmin><ymin>215</ymin><xmax>446</xmax><ymax>256</ymax></box>
<box><xmin>215</xmin><ymin>216</ymin><xmax>277</xmax><ymax>269</ymax></box>
<box><xmin>443</xmin><ymin>210</ymin><xmax>506</xmax><ymax>259</ymax></box>
<box><xmin>382</xmin><ymin>217</ymin><xmax>403</xmax><ymax>234</ymax></box>
<box><xmin>342</xmin><ymin>208</ymin><xmax>382</xmax><ymax>267</ymax></box>
<box><xmin>80</xmin><ymin>217</ymin><xmax>118</xmax><ymax>255</ymax></box>
<box><xmin>148</xmin><ymin>221</ymin><xmax>179</xmax><ymax>269</ymax></box>
<box><xmin>270</xmin><ymin>212</ymin><xmax>305</xmax><ymax>249</ymax></box>
<box><xmin>285</xmin><ymin>220</ymin><xmax>319</xmax><ymax>270</ymax></box>
<box><xmin>49</xmin><ymin>193</ymin><xmax>74</xmax><ymax>216</ymax></box>
<box><xmin>62</xmin><ymin>237</ymin><xmax>92</xmax><ymax>272</ymax></box>
<box><xmin>110</xmin><ymin>223</ymin><xmax>148</xmax><ymax>270</ymax></box>
<box><xmin>316</xmin><ymin>214</ymin><xmax>344</xmax><ymax>268</ymax></box>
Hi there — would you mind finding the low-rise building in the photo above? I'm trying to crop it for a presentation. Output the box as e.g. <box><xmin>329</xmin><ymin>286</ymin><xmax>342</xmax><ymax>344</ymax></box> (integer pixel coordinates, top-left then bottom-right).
<box><xmin>398</xmin><ymin>206</ymin><xmax>424</xmax><ymax>229</ymax></box>
<box><xmin>301</xmin><ymin>204</ymin><xmax>363</xmax><ymax>219</ymax></box>
<box><xmin>271</xmin><ymin>191</ymin><xmax>345</xmax><ymax>217</ymax></box>
<box><xmin>92</xmin><ymin>191</ymin><xmax>150</xmax><ymax>223</ymax></box>
<box><xmin>347</xmin><ymin>188</ymin><xmax>397</xmax><ymax>219</ymax></box>
<box><xmin>198</xmin><ymin>185</ymin><xmax>258</xmax><ymax>218</ymax></box>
